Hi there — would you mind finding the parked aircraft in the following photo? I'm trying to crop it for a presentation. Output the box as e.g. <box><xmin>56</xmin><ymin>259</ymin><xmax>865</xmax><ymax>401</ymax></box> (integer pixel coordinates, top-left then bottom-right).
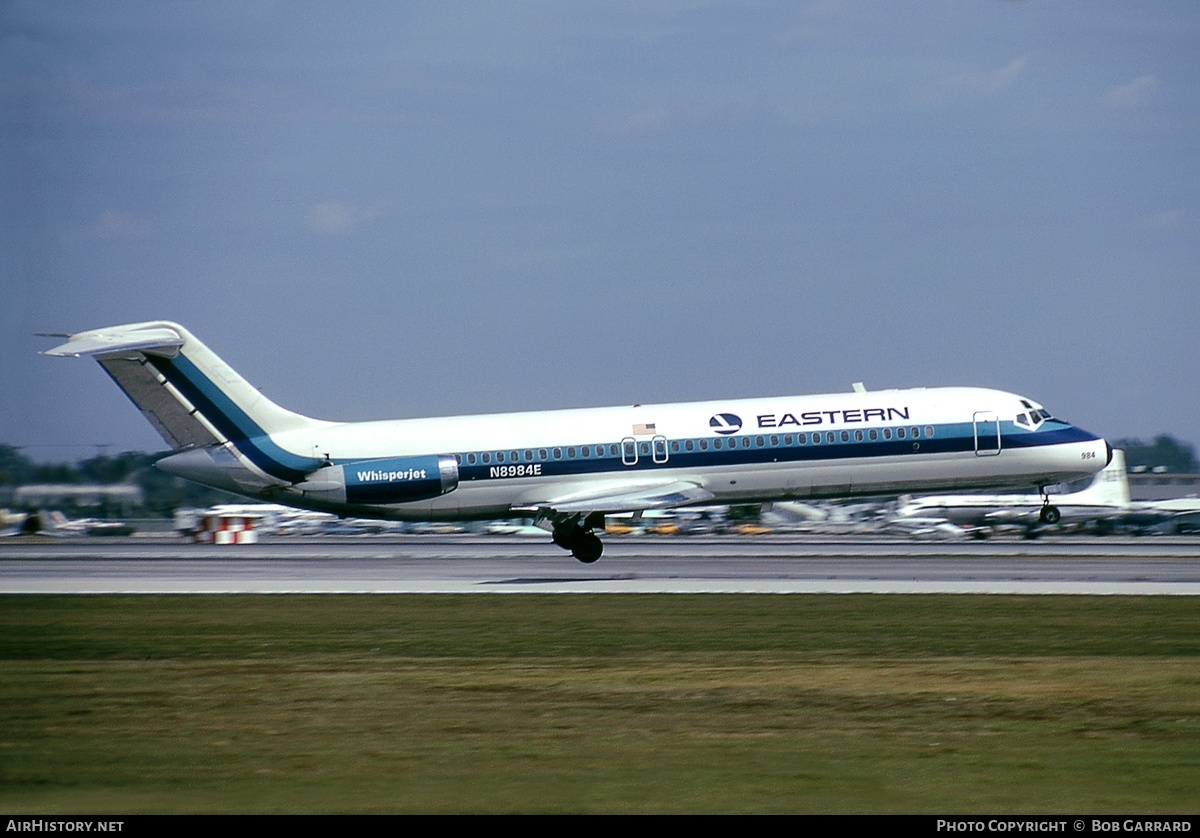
<box><xmin>0</xmin><ymin>509</ymin><xmax>33</xmax><ymax>536</ymax></box>
<box><xmin>4</xmin><ymin>510</ymin><xmax>136</xmax><ymax>537</ymax></box>
<box><xmin>894</xmin><ymin>450</ymin><xmax>1130</xmax><ymax>535</ymax></box>
<box><xmin>45</xmin><ymin>321</ymin><xmax>1109</xmax><ymax>561</ymax></box>
<box><xmin>1124</xmin><ymin>492</ymin><xmax>1200</xmax><ymax>533</ymax></box>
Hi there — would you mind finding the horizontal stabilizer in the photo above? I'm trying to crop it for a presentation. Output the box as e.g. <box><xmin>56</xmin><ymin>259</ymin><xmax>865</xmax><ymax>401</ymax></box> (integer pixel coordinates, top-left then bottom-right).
<box><xmin>43</xmin><ymin>325</ymin><xmax>185</xmax><ymax>359</ymax></box>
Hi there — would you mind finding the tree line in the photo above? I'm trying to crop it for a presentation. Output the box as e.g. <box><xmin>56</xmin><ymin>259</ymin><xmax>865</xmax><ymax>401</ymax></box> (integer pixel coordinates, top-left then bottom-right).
<box><xmin>0</xmin><ymin>445</ymin><xmax>238</xmax><ymax>516</ymax></box>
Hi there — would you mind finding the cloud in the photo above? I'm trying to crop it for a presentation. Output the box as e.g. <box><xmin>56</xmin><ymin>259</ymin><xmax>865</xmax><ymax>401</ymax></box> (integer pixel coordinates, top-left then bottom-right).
<box><xmin>304</xmin><ymin>200</ymin><xmax>382</xmax><ymax>234</ymax></box>
<box><xmin>1103</xmin><ymin>74</ymin><xmax>1158</xmax><ymax>109</ymax></box>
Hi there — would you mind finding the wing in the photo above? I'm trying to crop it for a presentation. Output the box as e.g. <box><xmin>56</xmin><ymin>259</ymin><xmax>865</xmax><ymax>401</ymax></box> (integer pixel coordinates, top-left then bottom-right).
<box><xmin>515</xmin><ymin>479</ymin><xmax>715</xmax><ymax>516</ymax></box>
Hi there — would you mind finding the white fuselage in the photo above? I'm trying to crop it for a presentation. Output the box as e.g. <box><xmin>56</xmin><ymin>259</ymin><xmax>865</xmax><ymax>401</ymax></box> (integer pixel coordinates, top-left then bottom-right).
<box><xmin>218</xmin><ymin>386</ymin><xmax>1108</xmax><ymax>521</ymax></box>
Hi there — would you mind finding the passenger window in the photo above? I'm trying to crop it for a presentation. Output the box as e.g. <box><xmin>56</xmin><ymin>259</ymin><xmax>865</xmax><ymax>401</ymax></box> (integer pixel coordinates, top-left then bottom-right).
<box><xmin>770</xmin><ymin>435</ymin><xmax>779</xmax><ymax>446</ymax></box>
<box><xmin>553</xmin><ymin>448</ymin><xmax>562</xmax><ymax>459</ymax></box>
<box><xmin>686</xmin><ymin>440</ymin><xmax>694</xmax><ymax>452</ymax></box>
<box><xmin>467</xmin><ymin>453</ymin><xmax>476</xmax><ymax>465</ymax></box>
<box><xmin>826</xmin><ymin>432</ymin><xmax>835</xmax><ymax>444</ymax></box>
<box><xmin>924</xmin><ymin>426</ymin><xmax>934</xmax><ymax>438</ymax></box>
<box><xmin>840</xmin><ymin>431</ymin><xmax>849</xmax><ymax>443</ymax></box>
<box><xmin>699</xmin><ymin>439</ymin><xmax>708</xmax><ymax>451</ymax></box>
<box><xmin>854</xmin><ymin>430</ymin><xmax>863</xmax><ymax>442</ymax></box>
<box><xmin>800</xmin><ymin>433</ymin><xmax>808</xmax><ymax>444</ymax></box>
<box><xmin>482</xmin><ymin>452</ymin><xmax>491</xmax><ymax>464</ymax></box>
<box><xmin>567</xmin><ymin>447</ymin><xmax>576</xmax><ymax>458</ymax></box>
<box><xmin>868</xmin><ymin>429</ymin><xmax>878</xmax><ymax>441</ymax></box>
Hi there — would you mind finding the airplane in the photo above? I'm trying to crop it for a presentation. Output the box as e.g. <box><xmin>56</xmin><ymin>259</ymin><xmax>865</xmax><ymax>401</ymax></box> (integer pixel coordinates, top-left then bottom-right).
<box><xmin>1121</xmin><ymin>486</ymin><xmax>1200</xmax><ymax>534</ymax></box>
<box><xmin>1126</xmin><ymin>496</ymin><xmax>1200</xmax><ymax>533</ymax></box>
<box><xmin>2</xmin><ymin>510</ymin><xmax>137</xmax><ymax>537</ymax></box>
<box><xmin>0</xmin><ymin>509</ymin><xmax>34</xmax><ymax>536</ymax></box>
<box><xmin>43</xmin><ymin>321</ymin><xmax>1111</xmax><ymax>562</ymax></box>
<box><xmin>892</xmin><ymin>449</ymin><xmax>1131</xmax><ymax>535</ymax></box>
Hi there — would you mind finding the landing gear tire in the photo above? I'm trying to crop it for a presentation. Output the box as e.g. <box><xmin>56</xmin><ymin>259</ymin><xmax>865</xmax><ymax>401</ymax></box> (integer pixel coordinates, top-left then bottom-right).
<box><xmin>571</xmin><ymin>532</ymin><xmax>603</xmax><ymax>564</ymax></box>
<box><xmin>1039</xmin><ymin>505</ymin><xmax>1061</xmax><ymax>525</ymax></box>
<box><xmin>553</xmin><ymin>525</ymin><xmax>604</xmax><ymax>563</ymax></box>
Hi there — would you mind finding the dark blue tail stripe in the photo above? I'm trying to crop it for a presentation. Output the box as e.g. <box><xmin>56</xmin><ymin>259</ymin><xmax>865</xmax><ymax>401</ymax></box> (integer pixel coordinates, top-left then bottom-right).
<box><xmin>147</xmin><ymin>354</ymin><xmax>321</xmax><ymax>483</ymax></box>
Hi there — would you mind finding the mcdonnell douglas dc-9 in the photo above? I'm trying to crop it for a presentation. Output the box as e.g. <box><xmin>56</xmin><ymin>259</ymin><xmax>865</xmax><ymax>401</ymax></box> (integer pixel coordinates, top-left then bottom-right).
<box><xmin>44</xmin><ymin>322</ymin><xmax>1110</xmax><ymax>562</ymax></box>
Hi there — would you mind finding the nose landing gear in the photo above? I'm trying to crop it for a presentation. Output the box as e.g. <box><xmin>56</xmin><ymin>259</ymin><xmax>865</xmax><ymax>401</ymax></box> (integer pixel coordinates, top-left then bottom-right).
<box><xmin>1038</xmin><ymin>486</ymin><xmax>1061</xmax><ymax>524</ymax></box>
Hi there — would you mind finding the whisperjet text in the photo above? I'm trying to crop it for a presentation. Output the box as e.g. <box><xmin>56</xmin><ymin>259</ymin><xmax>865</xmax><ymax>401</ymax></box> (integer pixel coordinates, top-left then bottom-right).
<box><xmin>756</xmin><ymin>405</ymin><xmax>911</xmax><ymax>429</ymax></box>
<box><xmin>356</xmin><ymin>467</ymin><xmax>427</xmax><ymax>482</ymax></box>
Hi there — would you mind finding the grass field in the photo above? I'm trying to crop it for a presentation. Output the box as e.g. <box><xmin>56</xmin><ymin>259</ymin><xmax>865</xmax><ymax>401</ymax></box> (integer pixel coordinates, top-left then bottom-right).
<box><xmin>1</xmin><ymin>594</ymin><xmax>1197</xmax><ymax>813</ymax></box>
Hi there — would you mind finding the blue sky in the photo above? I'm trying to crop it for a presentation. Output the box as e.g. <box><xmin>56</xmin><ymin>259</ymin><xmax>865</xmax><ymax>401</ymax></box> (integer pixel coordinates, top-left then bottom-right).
<box><xmin>3</xmin><ymin>1</ymin><xmax>1197</xmax><ymax>460</ymax></box>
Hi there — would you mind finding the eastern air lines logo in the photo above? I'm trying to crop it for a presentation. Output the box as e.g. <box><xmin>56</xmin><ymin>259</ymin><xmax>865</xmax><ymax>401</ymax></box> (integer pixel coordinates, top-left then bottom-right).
<box><xmin>709</xmin><ymin>413</ymin><xmax>742</xmax><ymax>435</ymax></box>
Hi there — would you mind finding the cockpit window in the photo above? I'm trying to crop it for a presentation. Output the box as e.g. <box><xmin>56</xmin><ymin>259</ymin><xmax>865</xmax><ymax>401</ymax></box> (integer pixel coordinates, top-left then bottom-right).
<box><xmin>1016</xmin><ymin>407</ymin><xmax>1057</xmax><ymax>430</ymax></box>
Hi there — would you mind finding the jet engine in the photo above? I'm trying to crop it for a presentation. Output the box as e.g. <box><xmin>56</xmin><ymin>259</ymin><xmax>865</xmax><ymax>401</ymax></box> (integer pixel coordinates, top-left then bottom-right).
<box><xmin>293</xmin><ymin>455</ymin><xmax>458</xmax><ymax>505</ymax></box>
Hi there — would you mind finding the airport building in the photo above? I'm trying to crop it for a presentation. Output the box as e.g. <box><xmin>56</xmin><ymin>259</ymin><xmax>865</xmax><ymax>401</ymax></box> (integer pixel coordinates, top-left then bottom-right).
<box><xmin>8</xmin><ymin>483</ymin><xmax>144</xmax><ymax>516</ymax></box>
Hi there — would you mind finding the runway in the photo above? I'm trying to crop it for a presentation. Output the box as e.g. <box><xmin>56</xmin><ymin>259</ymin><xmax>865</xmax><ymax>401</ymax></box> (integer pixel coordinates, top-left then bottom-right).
<box><xmin>2</xmin><ymin>534</ymin><xmax>1199</xmax><ymax>594</ymax></box>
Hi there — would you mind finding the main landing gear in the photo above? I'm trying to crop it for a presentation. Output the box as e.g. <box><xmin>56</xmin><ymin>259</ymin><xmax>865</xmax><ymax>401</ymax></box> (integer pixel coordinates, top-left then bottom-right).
<box><xmin>554</xmin><ymin>525</ymin><xmax>603</xmax><ymax>563</ymax></box>
<box><xmin>1038</xmin><ymin>486</ymin><xmax>1061</xmax><ymax>525</ymax></box>
<box><xmin>546</xmin><ymin>512</ymin><xmax>605</xmax><ymax>563</ymax></box>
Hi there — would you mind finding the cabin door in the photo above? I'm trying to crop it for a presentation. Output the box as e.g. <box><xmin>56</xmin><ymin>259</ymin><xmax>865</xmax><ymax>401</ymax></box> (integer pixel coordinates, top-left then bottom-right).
<box><xmin>973</xmin><ymin>411</ymin><xmax>1001</xmax><ymax>456</ymax></box>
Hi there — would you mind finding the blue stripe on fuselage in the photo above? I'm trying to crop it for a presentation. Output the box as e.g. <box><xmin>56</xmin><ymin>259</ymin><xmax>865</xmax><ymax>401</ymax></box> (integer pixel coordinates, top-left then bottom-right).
<box><xmin>147</xmin><ymin>354</ymin><xmax>320</xmax><ymax>482</ymax></box>
<box><xmin>454</xmin><ymin>421</ymin><xmax>1101</xmax><ymax>483</ymax></box>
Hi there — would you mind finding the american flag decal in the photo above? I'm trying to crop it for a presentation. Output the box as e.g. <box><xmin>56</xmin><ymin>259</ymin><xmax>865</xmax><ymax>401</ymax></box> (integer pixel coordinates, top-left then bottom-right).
<box><xmin>632</xmin><ymin>423</ymin><xmax>656</xmax><ymax>435</ymax></box>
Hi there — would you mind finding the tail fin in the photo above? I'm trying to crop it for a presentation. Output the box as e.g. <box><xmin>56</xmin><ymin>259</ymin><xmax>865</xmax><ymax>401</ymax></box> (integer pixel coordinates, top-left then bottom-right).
<box><xmin>44</xmin><ymin>322</ymin><xmax>327</xmax><ymax>483</ymax></box>
<box><xmin>1061</xmin><ymin>449</ymin><xmax>1130</xmax><ymax>506</ymax></box>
